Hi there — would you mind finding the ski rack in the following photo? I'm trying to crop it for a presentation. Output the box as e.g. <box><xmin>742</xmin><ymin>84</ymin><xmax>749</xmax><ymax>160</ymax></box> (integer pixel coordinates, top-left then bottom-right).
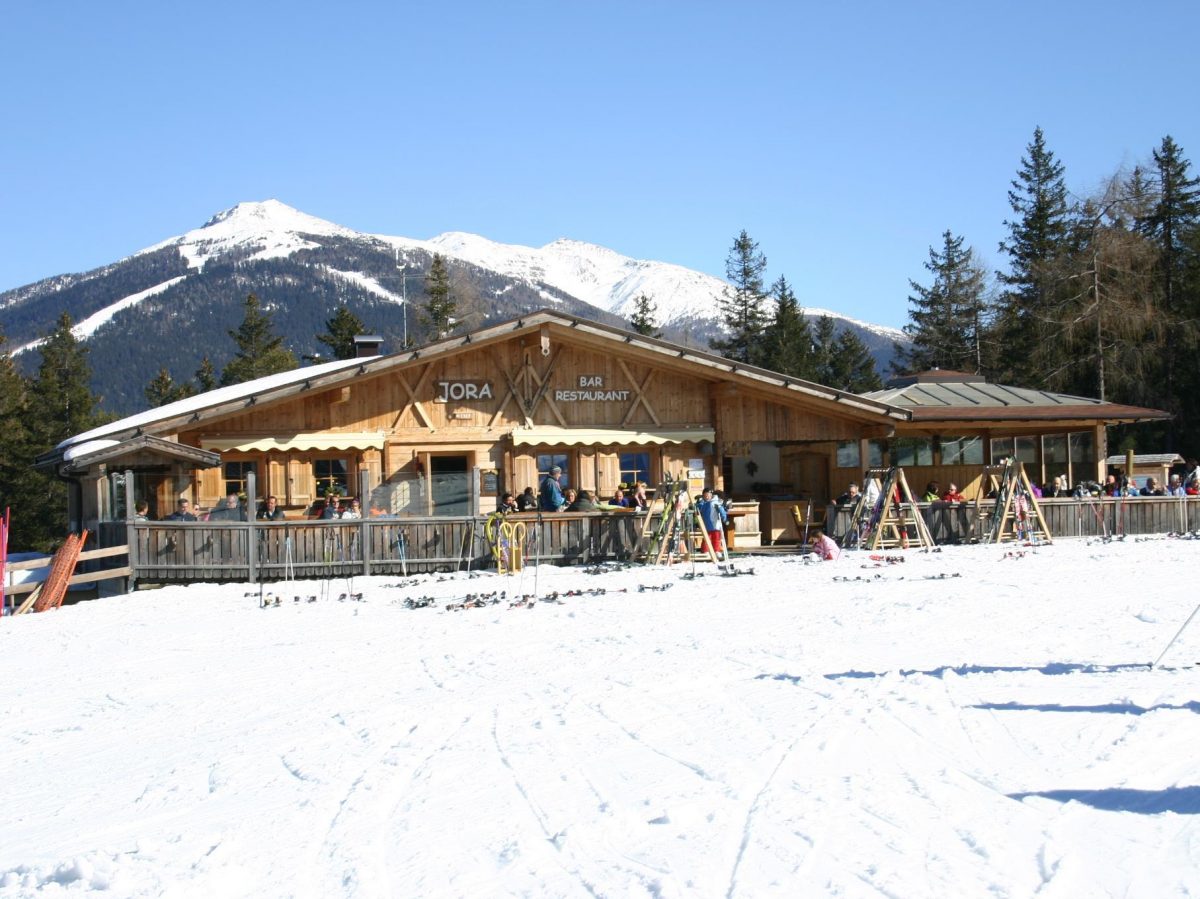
<box><xmin>639</xmin><ymin>473</ymin><xmax>723</xmax><ymax>567</ymax></box>
<box><xmin>841</xmin><ymin>467</ymin><xmax>934</xmax><ymax>551</ymax></box>
<box><xmin>975</xmin><ymin>459</ymin><xmax>1052</xmax><ymax>544</ymax></box>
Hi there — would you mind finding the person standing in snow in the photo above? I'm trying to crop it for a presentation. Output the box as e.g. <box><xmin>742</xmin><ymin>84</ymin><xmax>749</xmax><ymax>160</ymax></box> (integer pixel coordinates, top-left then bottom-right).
<box><xmin>696</xmin><ymin>487</ymin><xmax>728</xmax><ymax>554</ymax></box>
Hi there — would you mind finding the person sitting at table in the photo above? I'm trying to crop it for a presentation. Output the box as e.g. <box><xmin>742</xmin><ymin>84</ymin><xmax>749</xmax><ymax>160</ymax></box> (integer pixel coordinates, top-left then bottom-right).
<box><xmin>258</xmin><ymin>495</ymin><xmax>285</xmax><ymax>520</ymax></box>
<box><xmin>609</xmin><ymin>487</ymin><xmax>630</xmax><ymax>508</ymax></box>
<box><xmin>941</xmin><ymin>482</ymin><xmax>965</xmax><ymax>503</ymax></box>
<box><xmin>163</xmin><ymin>498</ymin><xmax>197</xmax><ymax>522</ymax></box>
<box><xmin>1140</xmin><ymin>477</ymin><xmax>1166</xmax><ymax>497</ymax></box>
<box><xmin>629</xmin><ymin>482</ymin><xmax>650</xmax><ymax>512</ymax></box>
<box><xmin>836</xmin><ymin>483</ymin><xmax>860</xmax><ymax>506</ymax></box>
<box><xmin>498</xmin><ymin>492</ymin><xmax>520</xmax><ymax>514</ymax></box>
<box><xmin>567</xmin><ymin>489</ymin><xmax>597</xmax><ymax>512</ymax></box>
<box><xmin>922</xmin><ymin>481</ymin><xmax>941</xmax><ymax>503</ymax></box>
<box><xmin>340</xmin><ymin>498</ymin><xmax>363</xmax><ymax>519</ymax></box>
<box><xmin>516</xmin><ymin>486</ymin><xmax>538</xmax><ymax>511</ymax></box>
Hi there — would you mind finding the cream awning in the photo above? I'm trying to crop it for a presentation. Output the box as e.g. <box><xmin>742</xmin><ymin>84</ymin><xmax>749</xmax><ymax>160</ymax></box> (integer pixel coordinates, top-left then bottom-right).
<box><xmin>200</xmin><ymin>432</ymin><xmax>386</xmax><ymax>453</ymax></box>
<box><xmin>511</xmin><ymin>426</ymin><xmax>715</xmax><ymax>447</ymax></box>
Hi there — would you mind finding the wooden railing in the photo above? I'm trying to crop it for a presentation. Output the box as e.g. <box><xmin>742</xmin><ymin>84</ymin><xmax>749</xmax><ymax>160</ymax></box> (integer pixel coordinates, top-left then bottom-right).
<box><xmin>826</xmin><ymin>496</ymin><xmax>1200</xmax><ymax>544</ymax></box>
<box><xmin>116</xmin><ymin>512</ymin><xmax>653</xmax><ymax>586</ymax></box>
<box><xmin>74</xmin><ymin>496</ymin><xmax>1200</xmax><ymax>588</ymax></box>
<box><xmin>4</xmin><ymin>544</ymin><xmax>132</xmax><ymax>598</ymax></box>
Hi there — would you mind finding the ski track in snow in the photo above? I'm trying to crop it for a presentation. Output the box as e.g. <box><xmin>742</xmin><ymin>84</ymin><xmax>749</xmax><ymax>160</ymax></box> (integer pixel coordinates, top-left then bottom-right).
<box><xmin>2</xmin><ymin>540</ymin><xmax>1200</xmax><ymax>897</ymax></box>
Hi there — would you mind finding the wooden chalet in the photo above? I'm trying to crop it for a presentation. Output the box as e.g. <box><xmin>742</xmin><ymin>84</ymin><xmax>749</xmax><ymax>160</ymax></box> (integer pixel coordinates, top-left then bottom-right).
<box><xmin>41</xmin><ymin>309</ymin><xmax>909</xmax><ymax>539</ymax></box>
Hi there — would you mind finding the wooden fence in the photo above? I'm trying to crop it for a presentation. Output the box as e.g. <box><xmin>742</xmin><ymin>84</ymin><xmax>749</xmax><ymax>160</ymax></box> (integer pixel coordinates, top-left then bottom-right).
<box><xmin>112</xmin><ymin>512</ymin><xmax>650</xmax><ymax>587</ymax></box>
<box><xmin>826</xmin><ymin>496</ymin><xmax>1200</xmax><ymax>544</ymax></box>
<box><xmin>72</xmin><ymin>497</ymin><xmax>1200</xmax><ymax>588</ymax></box>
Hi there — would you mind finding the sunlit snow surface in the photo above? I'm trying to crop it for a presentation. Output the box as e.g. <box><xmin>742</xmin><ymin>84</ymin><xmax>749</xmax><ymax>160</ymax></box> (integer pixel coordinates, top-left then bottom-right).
<box><xmin>3</xmin><ymin>539</ymin><xmax>1199</xmax><ymax>897</ymax></box>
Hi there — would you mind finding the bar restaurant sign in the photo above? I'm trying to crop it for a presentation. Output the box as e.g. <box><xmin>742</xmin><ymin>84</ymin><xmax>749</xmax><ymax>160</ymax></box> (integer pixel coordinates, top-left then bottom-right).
<box><xmin>555</xmin><ymin>376</ymin><xmax>631</xmax><ymax>403</ymax></box>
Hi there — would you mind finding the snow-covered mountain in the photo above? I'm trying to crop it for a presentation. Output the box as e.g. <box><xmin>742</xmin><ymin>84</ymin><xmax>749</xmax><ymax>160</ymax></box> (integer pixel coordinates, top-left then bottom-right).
<box><xmin>0</xmin><ymin>200</ymin><xmax>907</xmax><ymax>413</ymax></box>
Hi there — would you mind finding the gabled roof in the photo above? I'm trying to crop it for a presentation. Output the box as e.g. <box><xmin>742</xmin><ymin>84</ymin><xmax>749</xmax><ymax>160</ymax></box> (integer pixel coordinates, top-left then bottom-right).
<box><xmin>44</xmin><ymin>434</ymin><xmax>222</xmax><ymax>474</ymax></box>
<box><xmin>863</xmin><ymin>371</ymin><xmax>1169</xmax><ymax>424</ymax></box>
<box><xmin>42</xmin><ymin>310</ymin><xmax>910</xmax><ymax>467</ymax></box>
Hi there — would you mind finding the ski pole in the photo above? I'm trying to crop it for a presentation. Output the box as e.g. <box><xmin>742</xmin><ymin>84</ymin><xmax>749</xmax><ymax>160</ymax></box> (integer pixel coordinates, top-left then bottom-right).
<box><xmin>1152</xmin><ymin>601</ymin><xmax>1200</xmax><ymax>668</ymax></box>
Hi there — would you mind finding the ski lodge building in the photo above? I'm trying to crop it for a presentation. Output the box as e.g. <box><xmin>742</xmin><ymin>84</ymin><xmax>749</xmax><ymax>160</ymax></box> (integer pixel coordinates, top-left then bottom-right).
<box><xmin>40</xmin><ymin>310</ymin><xmax>1169</xmax><ymax>549</ymax></box>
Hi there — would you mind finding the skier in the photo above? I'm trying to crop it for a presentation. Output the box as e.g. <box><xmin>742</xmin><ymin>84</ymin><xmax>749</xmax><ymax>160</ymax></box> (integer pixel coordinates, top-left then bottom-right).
<box><xmin>696</xmin><ymin>487</ymin><xmax>728</xmax><ymax>554</ymax></box>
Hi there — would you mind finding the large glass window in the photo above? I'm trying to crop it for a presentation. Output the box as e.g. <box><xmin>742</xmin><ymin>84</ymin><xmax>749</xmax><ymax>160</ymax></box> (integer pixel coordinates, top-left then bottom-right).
<box><xmin>835</xmin><ymin>441</ymin><xmax>860</xmax><ymax>468</ymax></box>
<box><xmin>618</xmin><ymin>451</ymin><xmax>650</xmax><ymax>487</ymax></box>
<box><xmin>990</xmin><ymin>437</ymin><xmax>1014</xmax><ymax>462</ymax></box>
<box><xmin>939</xmin><ymin>436</ymin><xmax>984</xmax><ymax>466</ymax></box>
<box><xmin>892</xmin><ymin>437</ymin><xmax>933</xmax><ymax>467</ymax></box>
<box><xmin>1069</xmin><ymin>431</ymin><xmax>1095</xmax><ymax>464</ymax></box>
<box><xmin>224</xmin><ymin>460</ymin><xmax>256</xmax><ymax>496</ymax></box>
<box><xmin>536</xmin><ymin>453</ymin><xmax>571</xmax><ymax>488</ymax></box>
<box><xmin>1015</xmin><ymin>436</ymin><xmax>1037</xmax><ymax>463</ymax></box>
<box><xmin>867</xmin><ymin>440</ymin><xmax>886</xmax><ymax>468</ymax></box>
<box><xmin>314</xmin><ymin>458</ymin><xmax>350</xmax><ymax>496</ymax></box>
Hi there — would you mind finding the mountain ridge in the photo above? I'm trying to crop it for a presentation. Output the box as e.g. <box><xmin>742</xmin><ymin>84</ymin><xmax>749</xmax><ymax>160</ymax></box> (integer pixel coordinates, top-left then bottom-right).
<box><xmin>0</xmin><ymin>200</ymin><xmax>908</xmax><ymax>414</ymax></box>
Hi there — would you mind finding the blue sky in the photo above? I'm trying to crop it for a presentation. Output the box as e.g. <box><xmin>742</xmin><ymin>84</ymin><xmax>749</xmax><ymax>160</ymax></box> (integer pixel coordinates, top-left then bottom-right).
<box><xmin>2</xmin><ymin>1</ymin><xmax>1197</xmax><ymax>329</ymax></box>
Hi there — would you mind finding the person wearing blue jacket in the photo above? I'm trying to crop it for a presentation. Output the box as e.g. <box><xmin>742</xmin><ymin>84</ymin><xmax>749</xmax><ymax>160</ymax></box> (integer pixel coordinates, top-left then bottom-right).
<box><xmin>696</xmin><ymin>487</ymin><xmax>728</xmax><ymax>554</ymax></box>
<box><xmin>539</xmin><ymin>466</ymin><xmax>566</xmax><ymax>512</ymax></box>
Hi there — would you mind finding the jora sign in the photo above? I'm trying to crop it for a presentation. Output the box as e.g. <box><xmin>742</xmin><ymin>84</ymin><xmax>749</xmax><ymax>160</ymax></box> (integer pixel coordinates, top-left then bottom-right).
<box><xmin>435</xmin><ymin>381</ymin><xmax>494</xmax><ymax>402</ymax></box>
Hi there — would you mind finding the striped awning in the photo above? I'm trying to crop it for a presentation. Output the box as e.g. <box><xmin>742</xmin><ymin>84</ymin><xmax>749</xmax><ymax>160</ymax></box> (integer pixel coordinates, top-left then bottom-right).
<box><xmin>200</xmin><ymin>432</ymin><xmax>386</xmax><ymax>453</ymax></box>
<box><xmin>511</xmin><ymin>426</ymin><xmax>715</xmax><ymax>447</ymax></box>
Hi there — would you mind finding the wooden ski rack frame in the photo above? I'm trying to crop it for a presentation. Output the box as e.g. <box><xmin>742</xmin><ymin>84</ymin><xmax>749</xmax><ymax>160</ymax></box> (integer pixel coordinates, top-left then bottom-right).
<box><xmin>842</xmin><ymin>467</ymin><xmax>935</xmax><ymax>551</ymax></box>
<box><xmin>975</xmin><ymin>460</ymin><xmax>1052</xmax><ymax>544</ymax></box>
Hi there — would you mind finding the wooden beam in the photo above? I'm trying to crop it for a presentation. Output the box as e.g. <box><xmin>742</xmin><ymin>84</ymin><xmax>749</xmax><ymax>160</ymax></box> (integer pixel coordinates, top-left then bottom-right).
<box><xmin>617</xmin><ymin>359</ymin><xmax>660</xmax><ymax>427</ymax></box>
<box><xmin>395</xmin><ymin>364</ymin><xmax>435</xmax><ymax>430</ymax></box>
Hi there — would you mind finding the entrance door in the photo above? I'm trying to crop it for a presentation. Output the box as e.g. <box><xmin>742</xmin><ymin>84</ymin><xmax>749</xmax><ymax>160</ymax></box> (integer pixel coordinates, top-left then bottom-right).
<box><xmin>791</xmin><ymin>453</ymin><xmax>830</xmax><ymax>506</ymax></box>
<box><xmin>430</xmin><ymin>455</ymin><xmax>470</xmax><ymax>516</ymax></box>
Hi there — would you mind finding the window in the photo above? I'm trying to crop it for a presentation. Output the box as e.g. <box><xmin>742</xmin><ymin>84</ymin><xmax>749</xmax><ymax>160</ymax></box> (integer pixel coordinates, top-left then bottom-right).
<box><xmin>1069</xmin><ymin>431</ymin><xmax>1095</xmax><ymax>464</ymax></box>
<box><xmin>835</xmin><ymin>441</ymin><xmax>860</xmax><ymax>468</ymax></box>
<box><xmin>939</xmin><ymin>437</ymin><xmax>983</xmax><ymax>466</ymax></box>
<box><xmin>990</xmin><ymin>437</ymin><xmax>1014</xmax><ymax>462</ymax></box>
<box><xmin>1042</xmin><ymin>434</ymin><xmax>1068</xmax><ymax>464</ymax></box>
<box><xmin>536</xmin><ymin>453</ymin><xmax>570</xmax><ymax>488</ymax></box>
<box><xmin>314</xmin><ymin>458</ymin><xmax>349</xmax><ymax>496</ymax></box>
<box><xmin>867</xmin><ymin>440</ymin><xmax>885</xmax><ymax>468</ymax></box>
<box><xmin>1015</xmin><ymin>436</ymin><xmax>1037</xmax><ymax>463</ymax></box>
<box><xmin>618</xmin><ymin>451</ymin><xmax>650</xmax><ymax>488</ymax></box>
<box><xmin>224</xmin><ymin>460</ymin><xmax>256</xmax><ymax>496</ymax></box>
<box><xmin>892</xmin><ymin>437</ymin><xmax>932</xmax><ymax>467</ymax></box>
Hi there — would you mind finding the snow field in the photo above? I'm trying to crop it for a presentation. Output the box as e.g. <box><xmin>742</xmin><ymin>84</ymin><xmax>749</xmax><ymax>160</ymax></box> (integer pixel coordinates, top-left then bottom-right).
<box><xmin>2</xmin><ymin>539</ymin><xmax>1199</xmax><ymax>897</ymax></box>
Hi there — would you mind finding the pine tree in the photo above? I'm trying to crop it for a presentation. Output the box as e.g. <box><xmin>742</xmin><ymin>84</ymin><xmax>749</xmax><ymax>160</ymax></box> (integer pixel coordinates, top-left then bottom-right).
<box><xmin>760</xmin><ymin>276</ymin><xmax>815</xmax><ymax>378</ymax></box>
<box><xmin>220</xmin><ymin>294</ymin><xmax>298</xmax><ymax>386</ymax></box>
<box><xmin>1142</xmin><ymin>136</ymin><xmax>1200</xmax><ymax>450</ymax></box>
<box><xmin>628</xmin><ymin>294</ymin><xmax>663</xmax><ymax>338</ymax></box>
<box><xmin>895</xmin><ymin>230</ymin><xmax>988</xmax><ymax>374</ymax></box>
<box><xmin>195</xmin><ymin>356</ymin><xmax>217</xmax><ymax>393</ymax></box>
<box><xmin>996</xmin><ymin>127</ymin><xmax>1071</xmax><ymax>385</ymax></box>
<box><xmin>422</xmin><ymin>254</ymin><xmax>457</xmax><ymax>338</ymax></box>
<box><xmin>0</xmin><ymin>329</ymin><xmax>38</xmax><ymax>549</ymax></box>
<box><xmin>308</xmin><ymin>304</ymin><xmax>367</xmax><ymax>362</ymax></box>
<box><xmin>145</xmin><ymin>367</ymin><xmax>194</xmax><ymax>407</ymax></box>
<box><xmin>811</xmin><ymin>316</ymin><xmax>882</xmax><ymax>392</ymax></box>
<box><xmin>709</xmin><ymin>230</ymin><xmax>769</xmax><ymax>364</ymax></box>
<box><xmin>25</xmin><ymin>314</ymin><xmax>104</xmax><ymax>547</ymax></box>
